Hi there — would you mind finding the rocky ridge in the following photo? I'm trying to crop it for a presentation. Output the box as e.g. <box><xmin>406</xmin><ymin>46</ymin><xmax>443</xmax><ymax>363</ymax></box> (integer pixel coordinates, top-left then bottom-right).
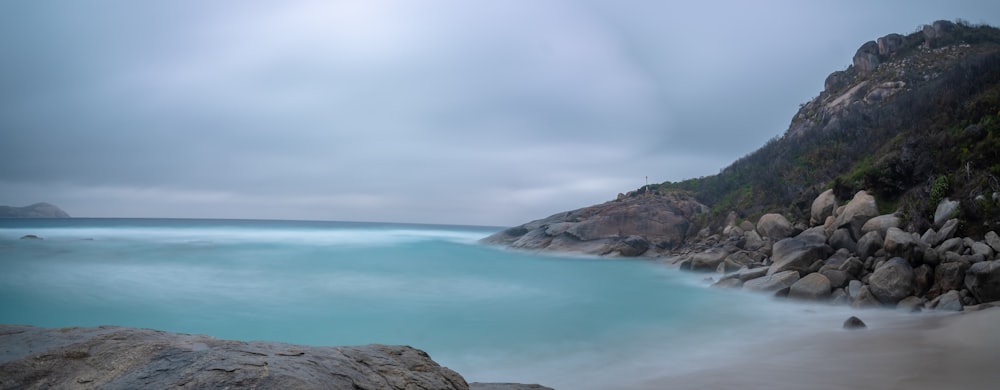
<box><xmin>0</xmin><ymin>324</ymin><xmax>551</xmax><ymax>390</ymax></box>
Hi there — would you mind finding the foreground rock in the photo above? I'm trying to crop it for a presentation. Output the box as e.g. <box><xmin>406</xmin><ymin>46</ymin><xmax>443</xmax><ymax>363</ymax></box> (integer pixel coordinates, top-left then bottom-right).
<box><xmin>481</xmin><ymin>192</ymin><xmax>707</xmax><ymax>256</ymax></box>
<box><xmin>0</xmin><ymin>325</ymin><xmax>541</xmax><ymax>390</ymax></box>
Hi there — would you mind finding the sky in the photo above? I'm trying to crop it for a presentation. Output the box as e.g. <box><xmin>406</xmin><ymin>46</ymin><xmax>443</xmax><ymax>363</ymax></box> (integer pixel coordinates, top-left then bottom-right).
<box><xmin>2</xmin><ymin>1</ymin><xmax>999</xmax><ymax>226</ymax></box>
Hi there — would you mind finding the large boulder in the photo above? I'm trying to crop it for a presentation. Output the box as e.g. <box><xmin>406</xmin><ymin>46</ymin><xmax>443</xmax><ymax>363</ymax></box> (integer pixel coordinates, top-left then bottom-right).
<box><xmin>930</xmin><ymin>290</ymin><xmax>963</xmax><ymax>311</ymax></box>
<box><xmin>861</xmin><ymin>214</ymin><xmax>899</xmax><ymax>237</ymax></box>
<box><xmin>810</xmin><ymin>189</ymin><xmax>837</xmax><ymax>226</ymax></box>
<box><xmin>970</xmin><ymin>241</ymin><xmax>994</xmax><ymax>259</ymax></box>
<box><xmin>743</xmin><ymin>271</ymin><xmax>801</xmax><ymax>294</ymax></box>
<box><xmin>0</xmin><ymin>325</ymin><xmax>470</xmax><ymax>390</ymax></box>
<box><xmin>868</xmin><ymin>257</ymin><xmax>915</xmax><ymax>305</ymax></box>
<box><xmin>883</xmin><ymin>227</ymin><xmax>918</xmax><ymax>257</ymax></box>
<box><xmin>851</xmin><ymin>286</ymin><xmax>882</xmax><ymax>308</ymax></box>
<box><xmin>834</xmin><ymin>191</ymin><xmax>880</xmax><ymax>240</ymax></box>
<box><xmin>933</xmin><ymin>199</ymin><xmax>960</xmax><ymax>228</ymax></box>
<box><xmin>936</xmin><ymin>219</ymin><xmax>960</xmax><ymax>243</ymax></box>
<box><xmin>853</xmin><ymin>40</ymin><xmax>881</xmax><ymax>75</ymax></box>
<box><xmin>828</xmin><ymin>228</ymin><xmax>857</xmax><ymax>253</ymax></box>
<box><xmin>965</xmin><ymin>260</ymin><xmax>1000</xmax><ymax>303</ymax></box>
<box><xmin>985</xmin><ymin>231</ymin><xmax>1000</xmax><ymax>253</ymax></box>
<box><xmin>690</xmin><ymin>248</ymin><xmax>731</xmax><ymax>272</ymax></box>
<box><xmin>768</xmin><ymin>235</ymin><xmax>831</xmax><ymax>276</ymax></box>
<box><xmin>757</xmin><ymin>213</ymin><xmax>794</xmax><ymax>240</ymax></box>
<box><xmin>481</xmin><ymin>193</ymin><xmax>706</xmax><ymax>255</ymax></box>
<box><xmin>877</xmin><ymin>33</ymin><xmax>905</xmax><ymax>56</ymax></box>
<box><xmin>819</xmin><ymin>269</ymin><xmax>849</xmax><ymax>289</ymax></box>
<box><xmin>788</xmin><ymin>273</ymin><xmax>833</xmax><ymax>300</ymax></box>
<box><xmin>856</xmin><ymin>230</ymin><xmax>883</xmax><ymax>260</ymax></box>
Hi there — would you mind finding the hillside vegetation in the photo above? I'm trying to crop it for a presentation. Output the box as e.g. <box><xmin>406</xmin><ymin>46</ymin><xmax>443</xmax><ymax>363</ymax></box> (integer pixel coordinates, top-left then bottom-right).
<box><xmin>658</xmin><ymin>20</ymin><xmax>1000</xmax><ymax>237</ymax></box>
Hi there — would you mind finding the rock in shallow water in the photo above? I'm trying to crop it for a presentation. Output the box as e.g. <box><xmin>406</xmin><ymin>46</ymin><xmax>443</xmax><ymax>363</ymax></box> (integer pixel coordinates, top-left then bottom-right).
<box><xmin>843</xmin><ymin>316</ymin><xmax>867</xmax><ymax>329</ymax></box>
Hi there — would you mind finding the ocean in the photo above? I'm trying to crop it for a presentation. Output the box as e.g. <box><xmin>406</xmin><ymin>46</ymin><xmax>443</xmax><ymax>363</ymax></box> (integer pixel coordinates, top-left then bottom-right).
<box><xmin>0</xmin><ymin>218</ymin><xmax>922</xmax><ymax>389</ymax></box>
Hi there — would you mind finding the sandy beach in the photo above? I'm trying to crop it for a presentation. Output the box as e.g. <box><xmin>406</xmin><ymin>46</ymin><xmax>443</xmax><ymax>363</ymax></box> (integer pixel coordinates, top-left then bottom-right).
<box><xmin>639</xmin><ymin>307</ymin><xmax>1000</xmax><ymax>389</ymax></box>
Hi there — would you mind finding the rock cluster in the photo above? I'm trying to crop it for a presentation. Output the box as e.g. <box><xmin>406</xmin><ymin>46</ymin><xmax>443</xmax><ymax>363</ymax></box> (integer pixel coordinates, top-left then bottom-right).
<box><xmin>667</xmin><ymin>189</ymin><xmax>1000</xmax><ymax>311</ymax></box>
<box><xmin>481</xmin><ymin>190</ymin><xmax>708</xmax><ymax>256</ymax></box>
<box><xmin>0</xmin><ymin>325</ymin><xmax>550</xmax><ymax>390</ymax></box>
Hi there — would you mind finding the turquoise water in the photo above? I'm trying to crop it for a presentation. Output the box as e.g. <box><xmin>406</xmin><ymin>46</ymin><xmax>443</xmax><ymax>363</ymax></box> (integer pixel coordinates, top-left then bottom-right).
<box><xmin>0</xmin><ymin>218</ymin><xmax>912</xmax><ymax>388</ymax></box>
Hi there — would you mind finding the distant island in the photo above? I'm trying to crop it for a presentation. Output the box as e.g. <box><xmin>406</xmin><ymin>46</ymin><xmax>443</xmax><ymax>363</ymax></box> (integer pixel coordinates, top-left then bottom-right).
<box><xmin>0</xmin><ymin>202</ymin><xmax>70</xmax><ymax>218</ymax></box>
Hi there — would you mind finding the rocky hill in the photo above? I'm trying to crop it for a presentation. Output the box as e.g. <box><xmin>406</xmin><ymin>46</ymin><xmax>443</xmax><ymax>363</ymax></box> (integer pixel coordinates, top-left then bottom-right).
<box><xmin>0</xmin><ymin>202</ymin><xmax>70</xmax><ymax>218</ymax></box>
<box><xmin>661</xmin><ymin>20</ymin><xmax>1000</xmax><ymax>237</ymax></box>
<box><xmin>483</xmin><ymin>20</ymin><xmax>1000</xmax><ymax>313</ymax></box>
<box><xmin>487</xmin><ymin>20</ymin><xmax>1000</xmax><ymax>256</ymax></box>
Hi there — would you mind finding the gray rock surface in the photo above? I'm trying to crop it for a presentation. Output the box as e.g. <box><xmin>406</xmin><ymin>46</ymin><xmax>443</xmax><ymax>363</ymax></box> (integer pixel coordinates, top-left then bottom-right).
<box><xmin>985</xmin><ymin>231</ymin><xmax>1000</xmax><ymax>253</ymax></box>
<box><xmin>851</xmin><ymin>286</ymin><xmax>882</xmax><ymax>308</ymax></box>
<box><xmin>883</xmin><ymin>227</ymin><xmax>918</xmax><ymax>257</ymax></box>
<box><xmin>842</xmin><ymin>316</ymin><xmax>867</xmax><ymax>329</ymax></box>
<box><xmin>0</xmin><ymin>325</ymin><xmax>495</xmax><ymax>390</ymax></box>
<box><xmin>768</xmin><ymin>235</ymin><xmax>831</xmax><ymax>276</ymax></box>
<box><xmin>934</xmin><ymin>199</ymin><xmax>960</xmax><ymax>228</ymax></box>
<box><xmin>868</xmin><ymin>258</ymin><xmax>915</xmax><ymax>305</ymax></box>
<box><xmin>810</xmin><ymin>189</ymin><xmax>836</xmax><ymax>226</ymax></box>
<box><xmin>861</xmin><ymin>214</ymin><xmax>899</xmax><ymax>237</ymax></box>
<box><xmin>932</xmin><ymin>261</ymin><xmax>970</xmax><ymax>298</ymax></box>
<box><xmin>757</xmin><ymin>213</ymin><xmax>794</xmax><ymax>240</ymax></box>
<box><xmin>834</xmin><ymin>191</ymin><xmax>879</xmax><ymax>240</ymax></box>
<box><xmin>853</xmin><ymin>40</ymin><xmax>881</xmax><ymax>74</ymax></box>
<box><xmin>788</xmin><ymin>273</ymin><xmax>832</xmax><ymax>300</ymax></box>
<box><xmin>743</xmin><ymin>270</ymin><xmax>800</xmax><ymax>293</ymax></box>
<box><xmin>965</xmin><ymin>260</ymin><xmax>1000</xmax><ymax>303</ymax></box>
<box><xmin>819</xmin><ymin>269</ymin><xmax>849</xmax><ymax>289</ymax></box>
<box><xmin>856</xmin><ymin>231</ymin><xmax>883</xmax><ymax>260</ymax></box>
<box><xmin>828</xmin><ymin>228</ymin><xmax>857</xmax><ymax>253</ymax></box>
<box><xmin>481</xmin><ymin>193</ymin><xmax>705</xmax><ymax>256</ymax></box>
<box><xmin>936</xmin><ymin>218</ymin><xmax>959</xmax><ymax>243</ymax></box>
<box><xmin>897</xmin><ymin>296</ymin><xmax>925</xmax><ymax>312</ymax></box>
<box><xmin>690</xmin><ymin>248</ymin><xmax>731</xmax><ymax>271</ymax></box>
<box><xmin>930</xmin><ymin>290</ymin><xmax>963</xmax><ymax>311</ymax></box>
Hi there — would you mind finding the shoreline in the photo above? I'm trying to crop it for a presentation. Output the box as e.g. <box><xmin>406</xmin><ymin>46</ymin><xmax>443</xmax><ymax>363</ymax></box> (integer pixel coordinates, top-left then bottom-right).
<box><xmin>637</xmin><ymin>306</ymin><xmax>1000</xmax><ymax>389</ymax></box>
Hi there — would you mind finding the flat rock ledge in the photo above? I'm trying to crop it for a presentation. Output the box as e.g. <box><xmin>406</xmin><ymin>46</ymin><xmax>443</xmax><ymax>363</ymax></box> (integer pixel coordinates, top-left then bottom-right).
<box><xmin>481</xmin><ymin>191</ymin><xmax>707</xmax><ymax>257</ymax></box>
<box><xmin>0</xmin><ymin>324</ymin><xmax>548</xmax><ymax>390</ymax></box>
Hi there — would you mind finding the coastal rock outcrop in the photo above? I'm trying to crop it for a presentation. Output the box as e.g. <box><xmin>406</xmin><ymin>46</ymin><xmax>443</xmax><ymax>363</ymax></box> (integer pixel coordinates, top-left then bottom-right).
<box><xmin>481</xmin><ymin>192</ymin><xmax>706</xmax><ymax>257</ymax></box>
<box><xmin>0</xmin><ymin>325</ymin><xmax>470</xmax><ymax>389</ymax></box>
<box><xmin>0</xmin><ymin>325</ymin><xmax>546</xmax><ymax>390</ymax></box>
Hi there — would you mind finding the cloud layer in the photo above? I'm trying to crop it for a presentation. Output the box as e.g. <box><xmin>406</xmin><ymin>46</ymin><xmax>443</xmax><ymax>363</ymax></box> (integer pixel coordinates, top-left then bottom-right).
<box><xmin>2</xmin><ymin>0</ymin><xmax>998</xmax><ymax>225</ymax></box>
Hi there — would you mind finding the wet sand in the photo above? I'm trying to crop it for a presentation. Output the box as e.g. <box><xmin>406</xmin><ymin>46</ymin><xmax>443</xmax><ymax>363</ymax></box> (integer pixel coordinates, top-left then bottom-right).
<box><xmin>639</xmin><ymin>307</ymin><xmax>1000</xmax><ymax>390</ymax></box>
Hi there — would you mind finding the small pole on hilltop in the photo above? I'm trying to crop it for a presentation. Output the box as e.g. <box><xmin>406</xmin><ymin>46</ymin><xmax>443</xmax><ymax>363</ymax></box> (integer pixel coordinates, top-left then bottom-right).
<box><xmin>645</xmin><ymin>176</ymin><xmax>649</xmax><ymax>195</ymax></box>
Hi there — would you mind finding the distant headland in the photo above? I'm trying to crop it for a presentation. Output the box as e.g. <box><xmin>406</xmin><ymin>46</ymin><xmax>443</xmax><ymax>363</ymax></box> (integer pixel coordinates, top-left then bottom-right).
<box><xmin>0</xmin><ymin>203</ymin><xmax>70</xmax><ymax>218</ymax></box>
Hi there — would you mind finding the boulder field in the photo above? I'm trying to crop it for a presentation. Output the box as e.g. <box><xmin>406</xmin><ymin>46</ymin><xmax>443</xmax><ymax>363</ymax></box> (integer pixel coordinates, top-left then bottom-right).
<box><xmin>485</xmin><ymin>187</ymin><xmax>1000</xmax><ymax>312</ymax></box>
<box><xmin>0</xmin><ymin>325</ymin><xmax>551</xmax><ymax>390</ymax></box>
<box><xmin>669</xmin><ymin>189</ymin><xmax>1000</xmax><ymax>311</ymax></box>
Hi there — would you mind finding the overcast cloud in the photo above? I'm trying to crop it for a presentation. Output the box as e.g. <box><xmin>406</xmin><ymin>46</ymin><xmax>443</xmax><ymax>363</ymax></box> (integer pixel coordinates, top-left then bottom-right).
<box><xmin>2</xmin><ymin>1</ymin><xmax>999</xmax><ymax>225</ymax></box>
